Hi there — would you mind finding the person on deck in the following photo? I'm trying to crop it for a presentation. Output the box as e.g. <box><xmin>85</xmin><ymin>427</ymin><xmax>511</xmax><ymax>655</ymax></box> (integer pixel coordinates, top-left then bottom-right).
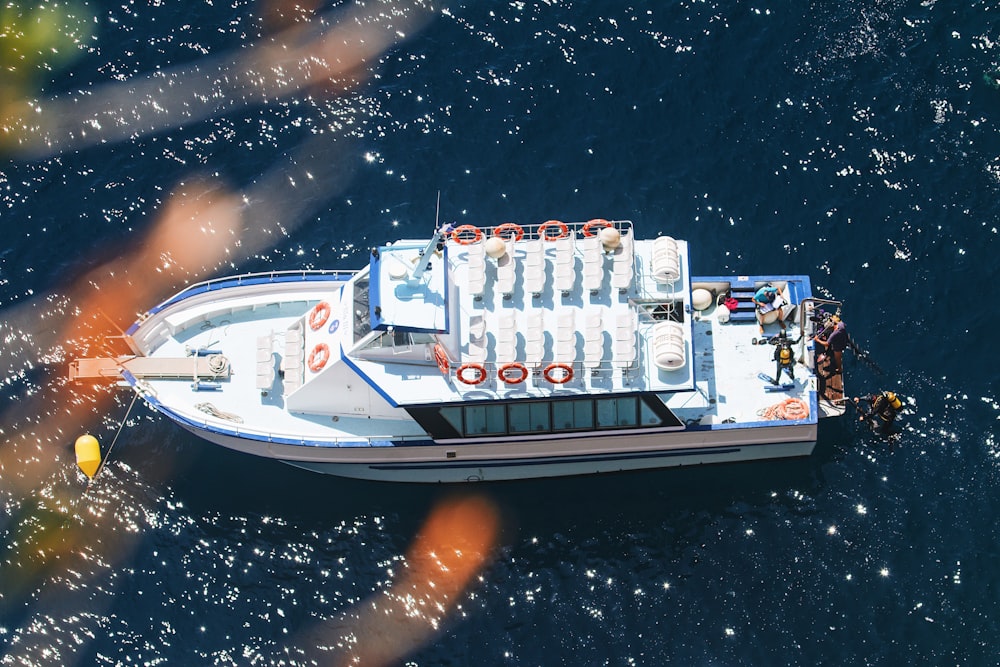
<box><xmin>854</xmin><ymin>391</ymin><xmax>903</xmax><ymax>436</ymax></box>
<box><xmin>753</xmin><ymin>284</ymin><xmax>786</xmax><ymax>334</ymax></box>
<box><xmin>813</xmin><ymin>315</ymin><xmax>848</xmax><ymax>373</ymax></box>
<box><xmin>770</xmin><ymin>330</ymin><xmax>801</xmax><ymax>385</ymax></box>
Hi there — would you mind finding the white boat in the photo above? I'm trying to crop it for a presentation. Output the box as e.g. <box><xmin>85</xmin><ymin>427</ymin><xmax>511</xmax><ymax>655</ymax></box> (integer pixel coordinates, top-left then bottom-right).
<box><xmin>70</xmin><ymin>219</ymin><xmax>847</xmax><ymax>482</ymax></box>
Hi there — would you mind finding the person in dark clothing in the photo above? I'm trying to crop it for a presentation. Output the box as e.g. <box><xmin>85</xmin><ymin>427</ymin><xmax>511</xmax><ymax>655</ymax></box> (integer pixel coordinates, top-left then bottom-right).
<box><xmin>814</xmin><ymin>315</ymin><xmax>848</xmax><ymax>372</ymax></box>
<box><xmin>854</xmin><ymin>391</ymin><xmax>903</xmax><ymax>435</ymax></box>
<box><xmin>770</xmin><ymin>330</ymin><xmax>800</xmax><ymax>385</ymax></box>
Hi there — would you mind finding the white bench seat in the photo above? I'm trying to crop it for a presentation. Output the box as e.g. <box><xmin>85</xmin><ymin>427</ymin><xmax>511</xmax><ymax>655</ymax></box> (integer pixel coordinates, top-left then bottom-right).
<box><xmin>614</xmin><ymin>310</ymin><xmax>637</xmax><ymax>369</ymax></box>
<box><xmin>554</xmin><ymin>231</ymin><xmax>576</xmax><ymax>295</ymax></box>
<box><xmin>466</xmin><ymin>242</ymin><xmax>486</xmax><ymax>299</ymax></box>
<box><xmin>525</xmin><ymin>310</ymin><xmax>545</xmax><ymax>368</ymax></box>
<box><xmin>611</xmin><ymin>231</ymin><xmax>634</xmax><ymax>292</ymax></box>
<box><xmin>582</xmin><ymin>235</ymin><xmax>604</xmax><ymax>293</ymax></box>
<box><xmin>467</xmin><ymin>313</ymin><xmax>487</xmax><ymax>363</ymax></box>
<box><xmin>495</xmin><ymin>312</ymin><xmax>517</xmax><ymax>362</ymax></box>
<box><xmin>584</xmin><ymin>310</ymin><xmax>603</xmax><ymax>369</ymax></box>
<box><xmin>496</xmin><ymin>240</ymin><xmax>516</xmax><ymax>298</ymax></box>
<box><xmin>523</xmin><ymin>239</ymin><xmax>546</xmax><ymax>297</ymax></box>
<box><xmin>556</xmin><ymin>309</ymin><xmax>577</xmax><ymax>362</ymax></box>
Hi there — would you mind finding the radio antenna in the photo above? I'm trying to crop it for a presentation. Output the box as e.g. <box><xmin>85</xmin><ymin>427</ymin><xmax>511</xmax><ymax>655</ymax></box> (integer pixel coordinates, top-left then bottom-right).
<box><xmin>434</xmin><ymin>190</ymin><xmax>441</xmax><ymax>231</ymax></box>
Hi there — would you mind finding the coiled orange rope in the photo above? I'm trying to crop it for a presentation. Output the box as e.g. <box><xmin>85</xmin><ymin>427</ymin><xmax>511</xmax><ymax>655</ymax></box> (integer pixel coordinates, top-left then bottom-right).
<box><xmin>760</xmin><ymin>397</ymin><xmax>810</xmax><ymax>421</ymax></box>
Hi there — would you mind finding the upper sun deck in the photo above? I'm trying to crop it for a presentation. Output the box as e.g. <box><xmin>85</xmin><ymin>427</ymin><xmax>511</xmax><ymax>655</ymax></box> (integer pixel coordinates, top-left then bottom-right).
<box><xmin>347</xmin><ymin>220</ymin><xmax>701</xmax><ymax>407</ymax></box>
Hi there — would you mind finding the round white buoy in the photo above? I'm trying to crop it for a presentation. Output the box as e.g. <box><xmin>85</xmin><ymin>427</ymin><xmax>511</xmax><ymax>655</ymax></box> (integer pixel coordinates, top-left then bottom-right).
<box><xmin>599</xmin><ymin>226</ymin><xmax>621</xmax><ymax>250</ymax></box>
<box><xmin>484</xmin><ymin>236</ymin><xmax>506</xmax><ymax>259</ymax></box>
<box><xmin>388</xmin><ymin>260</ymin><xmax>409</xmax><ymax>280</ymax></box>
<box><xmin>692</xmin><ymin>288</ymin><xmax>713</xmax><ymax>311</ymax></box>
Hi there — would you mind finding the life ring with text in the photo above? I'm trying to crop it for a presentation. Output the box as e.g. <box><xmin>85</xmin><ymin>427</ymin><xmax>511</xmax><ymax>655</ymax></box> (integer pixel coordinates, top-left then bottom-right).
<box><xmin>308</xmin><ymin>343</ymin><xmax>330</xmax><ymax>372</ymax></box>
<box><xmin>451</xmin><ymin>224</ymin><xmax>483</xmax><ymax>245</ymax></box>
<box><xmin>493</xmin><ymin>222</ymin><xmax>524</xmax><ymax>242</ymax></box>
<box><xmin>498</xmin><ymin>362</ymin><xmax>528</xmax><ymax>384</ymax></box>
<box><xmin>433</xmin><ymin>343</ymin><xmax>450</xmax><ymax>375</ymax></box>
<box><xmin>456</xmin><ymin>363</ymin><xmax>487</xmax><ymax>385</ymax></box>
<box><xmin>308</xmin><ymin>302</ymin><xmax>331</xmax><ymax>331</ymax></box>
<box><xmin>538</xmin><ymin>220</ymin><xmax>569</xmax><ymax>241</ymax></box>
<box><xmin>543</xmin><ymin>362</ymin><xmax>574</xmax><ymax>384</ymax></box>
<box><xmin>582</xmin><ymin>218</ymin><xmax>612</xmax><ymax>237</ymax></box>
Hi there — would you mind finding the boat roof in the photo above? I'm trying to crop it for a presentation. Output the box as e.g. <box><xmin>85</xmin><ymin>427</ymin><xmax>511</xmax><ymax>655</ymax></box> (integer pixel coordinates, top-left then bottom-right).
<box><xmin>368</xmin><ymin>241</ymin><xmax>449</xmax><ymax>334</ymax></box>
<box><xmin>342</xmin><ymin>220</ymin><xmax>699</xmax><ymax>408</ymax></box>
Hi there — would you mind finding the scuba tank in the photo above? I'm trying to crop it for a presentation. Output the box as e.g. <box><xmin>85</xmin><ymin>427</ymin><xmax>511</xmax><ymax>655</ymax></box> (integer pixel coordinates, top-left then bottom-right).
<box><xmin>774</xmin><ymin>331</ymin><xmax>794</xmax><ymax>366</ymax></box>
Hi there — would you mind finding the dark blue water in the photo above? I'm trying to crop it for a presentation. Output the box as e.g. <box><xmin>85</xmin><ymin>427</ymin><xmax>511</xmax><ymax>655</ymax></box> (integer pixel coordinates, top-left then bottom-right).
<box><xmin>2</xmin><ymin>1</ymin><xmax>999</xmax><ymax>664</ymax></box>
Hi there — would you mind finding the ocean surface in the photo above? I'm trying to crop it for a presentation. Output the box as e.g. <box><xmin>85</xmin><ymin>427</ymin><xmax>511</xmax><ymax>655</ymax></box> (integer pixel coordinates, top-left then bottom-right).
<box><xmin>2</xmin><ymin>0</ymin><xmax>999</xmax><ymax>664</ymax></box>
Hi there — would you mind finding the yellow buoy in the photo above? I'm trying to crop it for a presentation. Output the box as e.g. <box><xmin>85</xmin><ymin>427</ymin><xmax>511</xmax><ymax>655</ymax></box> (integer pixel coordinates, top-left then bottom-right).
<box><xmin>75</xmin><ymin>434</ymin><xmax>102</xmax><ymax>479</ymax></box>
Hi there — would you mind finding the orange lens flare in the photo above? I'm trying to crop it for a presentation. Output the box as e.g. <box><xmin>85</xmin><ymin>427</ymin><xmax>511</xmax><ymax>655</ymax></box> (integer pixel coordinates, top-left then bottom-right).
<box><xmin>320</xmin><ymin>494</ymin><xmax>501</xmax><ymax>667</ymax></box>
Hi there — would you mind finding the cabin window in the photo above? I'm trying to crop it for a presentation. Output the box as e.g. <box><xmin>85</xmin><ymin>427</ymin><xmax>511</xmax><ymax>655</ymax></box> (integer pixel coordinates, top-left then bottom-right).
<box><xmin>465</xmin><ymin>404</ymin><xmax>506</xmax><ymax>435</ymax></box>
<box><xmin>440</xmin><ymin>406</ymin><xmax>463</xmax><ymax>434</ymax></box>
<box><xmin>353</xmin><ymin>277</ymin><xmax>372</xmax><ymax>341</ymax></box>
<box><xmin>509</xmin><ymin>402</ymin><xmax>551</xmax><ymax>433</ymax></box>
<box><xmin>415</xmin><ymin>393</ymin><xmax>676</xmax><ymax>440</ymax></box>
<box><xmin>552</xmin><ymin>399</ymin><xmax>594</xmax><ymax>430</ymax></box>
<box><xmin>640</xmin><ymin>400</ymin><xmax>663</xmax><ymax>426</ymax></box>
<box><xmin>596</xmin><ymin>396</ymin><xmax>639</xmax><ymax>428</ymax></box>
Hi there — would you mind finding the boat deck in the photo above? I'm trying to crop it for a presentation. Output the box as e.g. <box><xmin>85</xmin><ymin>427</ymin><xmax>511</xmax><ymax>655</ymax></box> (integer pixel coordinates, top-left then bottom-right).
<box><xmin>126</xmin><ymin>283</ymin><xmax>824</xmax><ymax>448</ymax></box>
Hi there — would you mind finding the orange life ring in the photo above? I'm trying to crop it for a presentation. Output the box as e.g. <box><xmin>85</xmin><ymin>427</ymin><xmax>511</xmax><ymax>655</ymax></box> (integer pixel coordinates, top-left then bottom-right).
<box><xmin>451</xmin><ymin>224</ymin><xmax>483</xmax><ymax>245</ymax></box>
<box><xmin>456</xmin><ymin>363</ymin><xmax>487</xmax><ymax>385</ymax></box>
<box><xmin>433</xmin><ymin>343</ymin><xmax>450</xmax><ymax>375</ymax></box>
<box><xmin>309</xmin><ymin>302</ymin><xmax>331</xmax><ymax>330</ymax></box>
<box><xmin>543</xmin><ymin>362</ymin><xmax>573</xmax><ymax>384</ymax></box>
<box><xmin>538</xmin><ymin>220</ymin><xmax>569</xmax><ymax>241</ymax></box>
<box><xmin>498</xmin><ymin>362</ymin><xmax>528</xmax><ymax>384</ymax></box>
<box><xmin>582</xmin><ymin>218</ymin><xmax>612</xmax><ymax>237</ymax></box>
<box><xmin>307</xmin><ymin>343</ymin><xmax>330</xmax><ymax>372</ymax></box>
<box><xmin>493</xmin><ymin>222</ymin><xmax>524</xmax><ymax>242</ymax></box>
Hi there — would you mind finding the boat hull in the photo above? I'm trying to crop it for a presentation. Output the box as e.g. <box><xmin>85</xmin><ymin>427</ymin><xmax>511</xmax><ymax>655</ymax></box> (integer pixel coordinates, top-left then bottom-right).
<box><xmin>174</xmin><ymin>418</ymin><xmax>817</xmax><ymax>483</ymax></box>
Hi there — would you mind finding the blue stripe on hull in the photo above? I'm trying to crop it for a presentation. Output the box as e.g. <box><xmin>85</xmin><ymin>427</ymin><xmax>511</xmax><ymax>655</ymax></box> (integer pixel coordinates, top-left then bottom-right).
<box><xmin>368</xmin><ymin>446</ymin><xmax>744</xmax><ymax>471</ymax></box>
<box><xmin>282</xmin><ymin>439</ymin><xmax>817</xmax><ymax>482</ymax></box>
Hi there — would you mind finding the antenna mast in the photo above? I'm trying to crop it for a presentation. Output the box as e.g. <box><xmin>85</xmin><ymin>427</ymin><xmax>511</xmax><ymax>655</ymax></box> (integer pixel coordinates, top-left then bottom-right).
<box><xmin>409</xmin><ymin>191</ymin><xmax>449</xmax><ymax>282</ymax></box>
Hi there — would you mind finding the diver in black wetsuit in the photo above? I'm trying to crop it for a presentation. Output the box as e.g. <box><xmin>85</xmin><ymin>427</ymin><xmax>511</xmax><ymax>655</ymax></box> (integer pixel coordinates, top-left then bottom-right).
<box><xmin>770</xmin><ymin>330</ymin><xmax>801</xmax><ymax>385</ymax></box>
<box><xmin>854</xmin><ymin>391</ymin><xmax>903</xmax><ymax>435</ymax></box>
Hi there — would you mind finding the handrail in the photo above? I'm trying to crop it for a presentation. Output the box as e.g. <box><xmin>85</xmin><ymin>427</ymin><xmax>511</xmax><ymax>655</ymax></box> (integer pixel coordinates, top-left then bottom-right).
<box><xmin>174</xmin><ymin>403</ymin><xmax>429</xmax><ymax>447</ymax></box>
<box><xmin>185</xmin><ymin>268</ymin><xmax>354</xmax><ymax>292</ymax></box>
<box><xmin>152</xmin><ymin>269</ymin><xmax>356</xmax><ymax>314</ymax></box>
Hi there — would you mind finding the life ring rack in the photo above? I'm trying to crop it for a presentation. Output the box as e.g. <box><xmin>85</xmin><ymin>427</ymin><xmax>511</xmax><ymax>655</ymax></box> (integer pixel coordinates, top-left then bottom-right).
<box><xmin>451</xmin><ymin>224</ymin><xmax>483</xmax><ymax>245</ymax></box>
<box><xmin>543</xmin><ymin>362</ymin><xmax>574</xmax><ymax>384</ymax></box>
<box><xmin>433</xmin><ymin>343</ymin><xmax>450</xmax><ymax>375</ymax></box>
<box><xmin>538</xmin><ymin>220</ymin><xmax>569</xmax><ymax>241</ymax></box>
<box><xmin>582</xmin><ymin>218</ymin><xmax>613</xmax><ymax>237</ymax></box>
<box><xmin>308</xmin><ymin>302</ymin><xmax>331</xmax><ymax>331</ymax></box>
<box><xmin>498</xmin><ymin>362</ymin><xmax>528</xmax><ymax>384</ymax></box>
<box><xmin>493</xmin><ymin>222</ymin><xmax>524</xmax><ymax>242</ymax></box>
<box><xmin>308</xmin><ymin>343</ymin><xmax>330</xmax><ymax>373</ymax></box>
<box><xmin>456</xmin><ymin>363</ymin><xmax>487</xmax><ymax>385</ymax></box>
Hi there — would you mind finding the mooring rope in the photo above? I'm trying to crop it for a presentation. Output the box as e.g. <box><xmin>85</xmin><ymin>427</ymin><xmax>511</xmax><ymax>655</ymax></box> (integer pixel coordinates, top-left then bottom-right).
<box><xmin>759</xmin><ymin>397</ymin><xmax>810</xmax><ymax>421</ymax></box>
<box><xmin>195</xmin><ymin>402</ymin><xmax>244</xmax><ymax>423</ymax></box>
